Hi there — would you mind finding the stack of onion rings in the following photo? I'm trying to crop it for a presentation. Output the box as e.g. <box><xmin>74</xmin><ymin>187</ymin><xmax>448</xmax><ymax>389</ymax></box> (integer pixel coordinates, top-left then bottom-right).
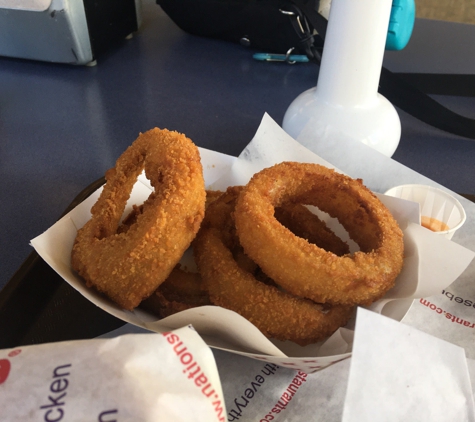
<box><xmin>72</xmin><ymin>135</ymin><xmax>404</xmax><ymax>346</ymax></box>
<box><xmin>71</xmin><ymin>128</ymin><xmax>206</xmax><ymax>310</ymax></box>
<box><xmin>193</xmin><ymin>187</ymin><xmax>355</xmax><ymax>346</ymax></box>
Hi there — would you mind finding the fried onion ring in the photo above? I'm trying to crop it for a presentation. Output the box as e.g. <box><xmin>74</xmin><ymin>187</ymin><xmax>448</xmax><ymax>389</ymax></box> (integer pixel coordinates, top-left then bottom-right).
<box><xmin>205</xmin><ymin>190</ymin><xmax>225</xmax><ymax>208</ymax></box>
<box><xmin>71</xmin><ymin>128</ymin><xmax>206</xmax><ymax>310</ymax></box>
<box><xmin>235</xmin><ymin>162</ymin><xmax>404</xmax><ymax>306</ymax></box>
<box><xmin>274</xmin><ymin>203</ymin><xmax>349</xmax><ymax>256</ymax></box>
<box><xmin>140</xmin><ymin>267</ymin><xmax>211</xmax><ymax>318</ymax></box>
<box><xmin>194</xmin><ymin>186</ymin><xmax>355</xmax><ymax>346</ymax></box>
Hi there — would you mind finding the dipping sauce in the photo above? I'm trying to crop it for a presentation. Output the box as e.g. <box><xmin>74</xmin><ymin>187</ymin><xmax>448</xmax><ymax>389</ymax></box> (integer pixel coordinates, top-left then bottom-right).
<box><xmin>421</xmin><ymin>216</ymin><xmax>449</xmax><ymax>232</ymax></box>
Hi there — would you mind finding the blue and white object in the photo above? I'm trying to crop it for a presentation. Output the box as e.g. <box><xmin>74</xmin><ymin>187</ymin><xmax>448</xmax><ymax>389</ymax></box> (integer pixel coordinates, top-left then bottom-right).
<box><xmin>318</xmin><ymin>0</ymin><xmax>416</xmax><ymax>51</ymax></box>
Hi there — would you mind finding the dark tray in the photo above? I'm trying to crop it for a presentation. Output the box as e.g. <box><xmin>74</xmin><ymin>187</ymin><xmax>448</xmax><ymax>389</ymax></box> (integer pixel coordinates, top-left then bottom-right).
<box><xmin>1</xmin><ymin>180</ymin><xmax>473</xmax><ymax>350</ymax></box>
<box><xmin>0</xmin><ymin>177</ymin><xmax>125</xmax><ymax>350</ymax></box>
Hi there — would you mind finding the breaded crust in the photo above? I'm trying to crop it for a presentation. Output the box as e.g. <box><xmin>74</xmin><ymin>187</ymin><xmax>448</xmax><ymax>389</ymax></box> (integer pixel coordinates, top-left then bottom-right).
<box><xmin>71</xmin><ymin>128</ymin><xmax>206</xmax><ymax>310</ymax></box>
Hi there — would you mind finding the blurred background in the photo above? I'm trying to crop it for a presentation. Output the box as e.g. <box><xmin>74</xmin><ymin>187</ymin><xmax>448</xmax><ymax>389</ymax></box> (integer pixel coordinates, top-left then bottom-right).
<box><xmin>417</xmin><ymin>0</ymin><xmax>475</xmax><ymax>24</ymax></box>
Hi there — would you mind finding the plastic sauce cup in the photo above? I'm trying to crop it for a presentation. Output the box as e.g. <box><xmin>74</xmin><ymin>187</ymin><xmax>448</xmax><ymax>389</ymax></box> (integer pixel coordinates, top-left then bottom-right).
<box><xmin>384</xmin><ymin>184</ymin><xmax>466</xmax><ymax>239</ymax></box>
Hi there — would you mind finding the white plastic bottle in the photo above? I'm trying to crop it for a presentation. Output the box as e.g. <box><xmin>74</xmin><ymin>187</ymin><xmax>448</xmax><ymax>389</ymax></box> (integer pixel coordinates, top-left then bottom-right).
<box><xmin>282</xmin><ymin>0</ymin><xmax>401</xmax><ymax>157</ymax></box>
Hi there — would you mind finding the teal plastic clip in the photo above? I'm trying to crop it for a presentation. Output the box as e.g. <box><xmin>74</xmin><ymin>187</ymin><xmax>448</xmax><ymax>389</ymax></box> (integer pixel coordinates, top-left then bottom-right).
<box><xmin>253</xmin><ymin>52</ymin><xmax>310</xmax><ymax>64</ymax></box>
<box><xmin>386</xmin><ymin>0</ymin><xmax>416</xmax><ymax>51</ymax></box>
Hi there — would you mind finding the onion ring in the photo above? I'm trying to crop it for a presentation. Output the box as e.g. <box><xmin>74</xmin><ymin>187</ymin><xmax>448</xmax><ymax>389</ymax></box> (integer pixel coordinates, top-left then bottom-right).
<box><xmin>141</xmin><ymin>267</ymin><xmax>211</xmax><ymax>318</ymax></box>
<box><xmin>235</xmin><ymin>162</ymin><xmax>404</xmax><ymax>306</ymax></box>
<box><xmin>193</xmin><ymin>186</ymin><xmax>355</xmax><ymax>346</ymax></box>
<box><xmin>274</xmin><ymin>203</ymin><xmax>349</xmax><ymax>256</ymax></box>
<box><xmin>71</xmin><ymin>128</ymin><xmax>206</xmax><ymax>310</ymax></box>
<box><xmin>205</xmin><ymin>190</ymin><xmax>225</xmax><ymax>208</ymax></box>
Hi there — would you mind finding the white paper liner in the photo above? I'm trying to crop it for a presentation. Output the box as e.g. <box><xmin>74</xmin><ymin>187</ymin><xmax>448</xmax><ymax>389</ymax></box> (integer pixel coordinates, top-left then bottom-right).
<box><xmin>30</xmin><ymin>114</ymin><xmax>475</xmax><ymax>373</ymax></box>
<box><xmin>98</xmin><ymin>314</ymin><xmax>475</xmax><ymax>421</ymax></box>
<box><xmin>0</xmin><ymin>326</ymin><xmax>226</xmax><ymax>421</ymax></box>
<box><xmin>343</xmin><ymin>308</ymin><xmax>475</xmax><ymax>421</ymax></box>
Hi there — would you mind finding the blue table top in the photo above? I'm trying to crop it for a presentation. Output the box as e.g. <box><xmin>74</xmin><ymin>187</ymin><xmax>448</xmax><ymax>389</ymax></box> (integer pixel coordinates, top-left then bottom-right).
<box><xmin>1</xmin><ymin>2</ymin><xmax>474</xmax><ymax>291</ymax></box>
